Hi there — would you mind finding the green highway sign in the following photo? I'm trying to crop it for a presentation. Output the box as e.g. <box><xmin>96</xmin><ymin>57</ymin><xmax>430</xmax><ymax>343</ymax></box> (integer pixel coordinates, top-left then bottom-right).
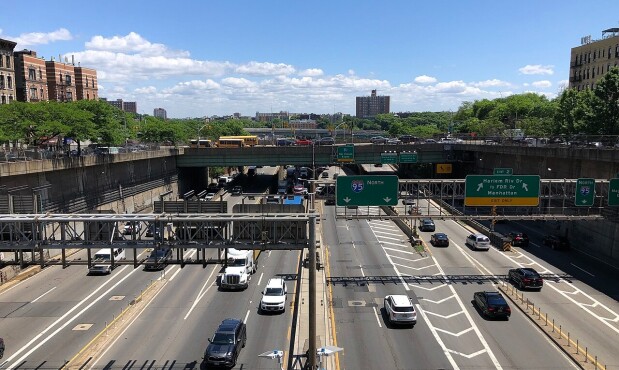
<box><xmin>493</xmin><ymin>168</ymin><xmax>513</xmax><ymax>175</ymax></box>
<box><xmin>465</xmin><ymin>175</ymin><xmax>540</xmax><ymax>206</ymax></box>
<box><xmin>609</xmin><ymin>179</ymin><xmax>619</xmax><ymax>206</ymax></box>
<box><xmin>575</xmin><ymin>178</ymin><xmax>595</xmax><ymax>206</ymax></box>
<box><xmin>380</xmin><ymin>152</ymin><xmax>398</xmax><ymax>164</ymax></box>
<box><xmin>337</xmin><ymin>145</ymin><xmax>354</xmax><ymax>163</ymax></box>
<box><xmin>336</xmin><ymin>175</ymin><xmax>399</xmax><ymax>206</ymax></box>
<box><xmin>399</xmin><ymin>152</ymin><xmax>418</xmax><ymax>163</ymax></box>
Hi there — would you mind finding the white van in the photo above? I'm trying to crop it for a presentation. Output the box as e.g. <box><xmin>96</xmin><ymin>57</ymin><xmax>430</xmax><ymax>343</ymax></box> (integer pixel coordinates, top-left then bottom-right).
<box><xmin>89</xmin><ymin>247</ymin><xmax>126</xmax><ymax>274</ymax></box>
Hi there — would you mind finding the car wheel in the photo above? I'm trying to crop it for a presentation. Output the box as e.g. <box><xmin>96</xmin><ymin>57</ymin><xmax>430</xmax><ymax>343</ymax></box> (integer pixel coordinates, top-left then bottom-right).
<box><xmin>519</xmin><ymin>281</ymin><xmax>524</xmax><ymax>290</ymax></box>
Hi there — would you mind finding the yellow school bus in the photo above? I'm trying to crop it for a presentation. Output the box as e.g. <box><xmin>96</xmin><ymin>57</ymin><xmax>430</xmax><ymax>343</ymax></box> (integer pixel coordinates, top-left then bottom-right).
<box><xmin>216</xmin><ymin>138</ymin><xmax>245</xmax><ymax>148</ymax></box>
<box><xmin>218</xmin><ymin>135</ymin><xmax>258</xmax><ymax>147</ymax></box>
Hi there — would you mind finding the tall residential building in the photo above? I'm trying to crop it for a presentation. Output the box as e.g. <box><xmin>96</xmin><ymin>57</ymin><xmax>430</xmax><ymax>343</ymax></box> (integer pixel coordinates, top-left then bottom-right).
<box><xmin>102</xmin><ymin>98</ymin><xmax>138</xmax><ymax>113</ymax></box>
<box><xmin>356</xmin><ymin>89</ymin><xmax>390</xmax><ymax>118</ymax></box>
<box><xmin>569</xmin><ymin>28</ymin><xmax>619</xmax><ymax>91</ymax></box>
<box><xmin>13</xmin><ymin>50</ymin><xmax>48</xmax><ymax>102</ymax></box>
<box><xmin>46</xmin><ymin>59</ymin><xmax>76</xmax><ymax>102</ymax></box>
<box><xmin>255</xmin><ymin>111</ymin><xmax>289</xmax><ymax>122</ymax></box>
<box><xmin>75</xmin><ymin>66</ymin><xmax>98</xmax><ymax>100</ymax></box>
<box><xmin>0</xmin><ymin>38</ymin><xmax>17</xmax><ymax>104</ymax></box>
<box><xmin>154</xmin><ymin>107</ymin><xmax>167</xmax><ymax>119</ymax></box>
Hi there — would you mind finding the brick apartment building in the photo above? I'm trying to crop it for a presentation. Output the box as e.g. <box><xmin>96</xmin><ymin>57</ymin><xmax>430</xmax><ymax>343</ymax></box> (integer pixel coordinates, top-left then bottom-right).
<box><xmin>75</xmin><ymin>66</ymin><xmax>98</xmax><ymax>101</ymax></box>
<box><xmin>13</xmin><ymin>50</ymin><xmax>48</xmax><ymax>102</ymax></box>
<box><xmin>0</xmin><ymin>38</ymin><xmax>17</xmax><ymax>104</ymax></box>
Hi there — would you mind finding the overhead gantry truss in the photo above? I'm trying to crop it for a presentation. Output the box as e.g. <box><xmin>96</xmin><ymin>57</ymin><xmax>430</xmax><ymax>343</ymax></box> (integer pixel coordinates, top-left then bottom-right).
<box><xmin>0</xmin><ymin>213</ymin><xmax>312</xmax><ymax>250</ymax></box>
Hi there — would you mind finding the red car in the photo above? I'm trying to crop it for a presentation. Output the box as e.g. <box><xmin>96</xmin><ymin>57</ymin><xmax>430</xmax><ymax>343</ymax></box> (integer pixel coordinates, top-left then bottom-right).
<box><xmin>295</xmin><ymin>139</ymin><xmax>313</xmax><ymax>146</ymax></box>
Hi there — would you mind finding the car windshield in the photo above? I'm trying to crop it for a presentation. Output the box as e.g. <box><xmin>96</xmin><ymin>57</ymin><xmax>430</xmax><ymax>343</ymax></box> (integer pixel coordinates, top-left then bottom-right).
<box><xmin>212</xmin><ymin>332</ymin><xmax>235</xmax><ymax>344</ymax></box>
<box><xmin>523</xmin><ymin>269</ymin><xmax>540</xmax><ymax>277</ymax></box>
<box><xmin>265</xmin><ymin>287</ymin><xmax>284</xmax><ymax>296</ymax></box>
<box><xmin>436</xmin><ymin>234</ymin><xmax>447</xmax><ymax>239</ymax></box>
<box><xmin>423</xmin><ymin>220</ymin><xmax>433</xmax><ymax>225</ymax></box>
<box><xmin>477</xmin><ymin>237</ymin><xmax>489</xmax><ymax>242</ymax></box>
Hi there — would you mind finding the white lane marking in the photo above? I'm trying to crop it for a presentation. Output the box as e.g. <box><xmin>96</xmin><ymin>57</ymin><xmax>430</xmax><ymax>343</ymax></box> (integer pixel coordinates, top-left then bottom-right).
<box><xmin>382</xmin><ymin>246</ymin><xmax>416</xmax><ymax>255</ymax></box>
<box><xmin>90</xmin><ymin>277</ymin><xmax>169</xmax><ymax>368</ymax></box>
<box><xmin>352</xmin><ymin>241</ymin><xmax>356</xmax><ymax>249</ymax></box>
<box><xmin>5</xmin><ymin>266</ymin><xmax>137</xmax><ymax>369</ymax></box>
<box><xmin>415</xmin><ymin>305</ymin><xmax>460</xmax><ymax>370</ymax></box>
<box><xmin>257</xmin><ymin>272</ymin><xmax>264</xmax><ymax>286</ymax></box>
<box><xmin>167</xmin><ymin>265</ymin><xmax>183</xmax><ymax>282</ymax></box>
<box><xmin>434</xmin><ymin>327</ymin><xmax>474</xmax><ymax>337</ymax></box>
<box><xmin>31</xmin><ymin>286</ymin><xmax>57</xmax><ymax>303</ymax></box>
<box><xmin>372</xmin><ymin>235</ymin><xmax>402</xmax><ymax>241</ymax></box>
<box><xmin>244</xmin><ymin>309</ymin><xmax>250</xmax><ymax>324</ymax></box>
<box><xmin>183</xmin><ymin>267</ymin><xmax>219</xmax><ymax>320</ymax></box>
<box><xmin>424</xmin><ymin>310</ymin><xmax>465</xmax><ymax>319</ymax></box>
<box><xmin>447</xmin><ymin>348</ymin><xmax>487</xmax><ymax>359</ymax></box>
<box><xmin>570</xmin><ymin>263</ymin><xmax>595</xmax><ymax>277</ymax></box>
<box><xmin>421</xmin><ymin>295</ymin><xmax>456</xmax><ymax>305</ymax></box>
<box><xmin>373</xmin><ymin>307</ymin><xmax>383</xmax><ymax>328</ymax></box>
<box><xmin>388</xmin><ymin>254</ymin><xmax>424</xmax><ymax>263</ymax></box>
<box><xmin>391</xmin><ymin>262</ymin><xmax>435</xmax><ymax>271</ymax></box>
<box><xmin>380</xmin><ymin>240</ymin><xmax>411</xmax><ymax>247</ymax></box>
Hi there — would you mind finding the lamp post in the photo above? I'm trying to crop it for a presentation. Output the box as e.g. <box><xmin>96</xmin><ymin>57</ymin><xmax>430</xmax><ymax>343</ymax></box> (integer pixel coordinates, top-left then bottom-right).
<box><xmin>333</xmin><ymin>122</ymin><xmax>348</xmax><ymax>144</ymax></box>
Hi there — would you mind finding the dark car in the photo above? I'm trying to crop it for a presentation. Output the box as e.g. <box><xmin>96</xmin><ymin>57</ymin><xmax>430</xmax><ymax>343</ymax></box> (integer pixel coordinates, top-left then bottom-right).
<box><xmin>144</xmin><ymin>247</ymin><xmax>172</xmax><ymax>270</ymax></box>
<box><xmin>145</xmin><ymin>223</ymin><xmax>162</xmax><ymax>238</ymax></box>
<box><xmin>430</xmin><ymin>233</ymin><xmax>449</xmax><ymax>247</ymax></box>
<box><xmin>508</xmin><ymin>267</ymin><xmax>543</xmax><ymax>290</ymax></box>
<box><xmin>231</xmin><ymin>186</ymin><xmax>243</xmax><ymax>196</ymax></box>
<box><xmin>399</xmin><ymin>135</ymin><xmax>418</xmax><ymax>143</ymax></box>
<box><xmin>325</xmin><ymin>198</ymin><xmax>335</xmax><ymax>205</ymax></box>
<box><xmin>543</xmin><ymin>234</ymin><xmax>570</xmax><ymax>250</ymax></box>
<box><xmin>508</xmin><ymin>232</ymin><xmax>529</xmax><ymax>247</ymax></box>
<box><xmin>473</xmin><ymin>291</ymin><xmax>511</xmax><ymax>319</ymax></box>
<box><xmin>419</xmin><ymin>219</ymin><xmax>435</xmax><ymax>232</ymax></box>
<box><xmin>203</xmin><ymin>318</ymin><xmax>246</xmax><ymax>368</ymax></box>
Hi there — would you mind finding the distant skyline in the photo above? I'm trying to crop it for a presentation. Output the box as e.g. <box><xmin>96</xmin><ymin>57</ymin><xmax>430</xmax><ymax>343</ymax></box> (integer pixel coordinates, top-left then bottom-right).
<box><xmin>3</xmin><ymin>0</ymin><xmax>619</xmax><ymax>118</ymax></box>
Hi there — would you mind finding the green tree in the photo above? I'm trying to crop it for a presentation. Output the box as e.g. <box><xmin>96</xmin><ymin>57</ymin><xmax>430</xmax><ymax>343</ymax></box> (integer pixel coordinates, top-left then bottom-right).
<box><xmin>592</xmin><ymin>67</ymin><xmax>619</xmax><ymax>135</ymax></box>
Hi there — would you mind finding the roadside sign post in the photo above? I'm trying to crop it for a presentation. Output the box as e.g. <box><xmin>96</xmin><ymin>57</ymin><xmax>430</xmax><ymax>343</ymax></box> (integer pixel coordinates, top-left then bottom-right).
<box><xmin>609</xmin><ymin>179</ymin><xmax>619</xmax><ymax>206</ymax></box>
<box><xmin>337</xmin><ymin>146</ymin><xmax>354</xmax><ymax>163</ymax></box>
<box><xmin>575</xmin><ymin>178</ymin><xmax>595</xmax><ymax>206</ymax></box>
<box><xmin>336</xmin><ymin>175</ymin><xmax>399</xmax><ymax>206</ymax></box>
<box><xmin>465</xmin><ymin>175</ymin><xmax>540</xmax><ymax>206</ymax></box>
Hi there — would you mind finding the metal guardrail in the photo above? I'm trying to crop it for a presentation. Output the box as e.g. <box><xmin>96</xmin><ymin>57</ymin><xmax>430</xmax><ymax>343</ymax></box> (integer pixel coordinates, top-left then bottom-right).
<box><xmin>325</xmin><ymin>273</ymin><xmax>574</xmax><ymax>286</ymax></box>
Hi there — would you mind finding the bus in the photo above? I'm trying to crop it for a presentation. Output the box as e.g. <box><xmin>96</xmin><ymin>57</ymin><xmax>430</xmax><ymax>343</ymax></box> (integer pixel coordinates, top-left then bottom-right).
<box><xmin>218</xmin><ymin>135</ymin><xmax>258</xmax><ymax>147</ymax></box>
<box><xmin>216</xmin><ymin>138</ymin><xmax>245</xmax><ymax>148</ymax></box>
<box><xmin>190</xmin><ymin>139</ymin><xmax>212</xmax><ymax>148</ymax></box>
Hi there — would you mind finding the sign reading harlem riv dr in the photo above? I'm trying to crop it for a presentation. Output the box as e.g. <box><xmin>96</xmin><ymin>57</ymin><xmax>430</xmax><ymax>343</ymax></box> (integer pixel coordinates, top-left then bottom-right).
<box><xmin>336</xmin><ymin>175</ymin><xmax>399</xmax><ymax>206</ymax></box>
<box><xmin>465</xmin><ymin>175</ymin><xmax>540</xmax><ymax>206</ymax></box>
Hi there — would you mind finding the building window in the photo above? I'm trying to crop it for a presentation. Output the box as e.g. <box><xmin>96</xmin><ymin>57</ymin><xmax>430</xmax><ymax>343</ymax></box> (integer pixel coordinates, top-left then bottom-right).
<box><xmin>39</xmin><ymin>68</ymin><xmax>42</xmax><ymax>79</ymax></box>
<box><xmin>28</xmin><ymin>68</ymin><xmax>36</xmax><ymax>80</ymax></box>
<box><xmin>0</xmin><ymin>75</ymin><xmax>4</xmax><ymax>89</ymax></box>
<box><xmin>593</xmin><ymin>50</ymin><xmax>596</xmax><ymax>60</ymax></box>
<box><xmin>1</xmin><ymin>95</ymin><xmax>5</xmax><ymax>104</ymax></box>
<box><xmin>59</xmin><ymin>73</ymin><xmax>63</xmax><ymax>83</ymax></box>
<box><xmin>29</xmin><ymin>87</ymin><xmax>37</xmax><ymax>99</ymax></box>
<box><xmin>40</xmin><ymin>88</ymin><xmax>44</xmax><ymax>99</ymax></box>
<box><xmin>4</xmin><ymin>56</ymin><xmax>10</xmax><ymax>69</ymax></box>
<box><xmin>66</xmin><ymin>91</ymin><xmax>73</xmax><ymax>101</ymax></box>
<box><xmin>86</xmin><ymin>77</ymin><xmax>89</xmax><ymax>87</ymax></box>
<box><xmin>0</xmin><ymin>56</ymin><xmax>3</xmax><ymax>68</ymax></box>
<box><xmin>65</xmin><ymin>74</ymin><xmax>72</xmax><ymax>86</ymax></box>
<box><xmin>7</xmin><ymin>76</ymin><xmax>11</xmax><ymax>89</ymax></box>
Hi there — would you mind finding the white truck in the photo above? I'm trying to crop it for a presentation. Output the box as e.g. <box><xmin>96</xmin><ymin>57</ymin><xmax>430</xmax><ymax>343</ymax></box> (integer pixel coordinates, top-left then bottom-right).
<box><xmin>219</xmin><ymin>248</ymin><xmax>256</xmax><ymax>290</ymax></box>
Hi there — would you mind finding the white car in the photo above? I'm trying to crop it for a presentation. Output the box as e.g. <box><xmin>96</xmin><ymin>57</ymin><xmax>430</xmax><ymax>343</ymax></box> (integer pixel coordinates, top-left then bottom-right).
<box><xmin>204</xmin><ymin>192</ymin><xmax>216</xmax><ymax>201</ymax></box>
<box><xmin>260</xmin><ymin>277</ymin><xmax>287</xmax><ymax>313</ymax></box>
<box><xmin>383</xmin><ymin>295</ymin><xmax>417</xmax><ymax>326</ymax></box>
<box><xmin>465</xmin><ymin>233</ymin><xmax>491</xmax><ymax>251</ymax></box>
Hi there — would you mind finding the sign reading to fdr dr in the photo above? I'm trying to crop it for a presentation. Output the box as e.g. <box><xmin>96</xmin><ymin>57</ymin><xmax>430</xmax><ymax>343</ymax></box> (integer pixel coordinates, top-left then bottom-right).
<box><xmin>465</xmin><ymin>175</ymin><xmax>540</xmax><ymax>206</ymax></box>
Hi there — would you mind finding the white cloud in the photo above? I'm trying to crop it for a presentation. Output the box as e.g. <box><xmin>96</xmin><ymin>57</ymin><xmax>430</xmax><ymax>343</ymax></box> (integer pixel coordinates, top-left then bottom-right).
<box><xmin>134</xmin><ymin>86</ymin><xmax>157</xmax><ymax>94</ymax></box>
<box><xmin>414</xmin><ymin>75</ymin><xmax>437</xmax><ymax>84</ymax></box>
<box><xmin>298</xmin><ymin>68</ymin><xmax>324</xmax><ymax>77</ymax></box>
<box><xmin>86</xmin><ymin>32</ymin><xmax>188</xmax><ymax>57</ymax></box>
<box><xmin>221</xmin><ymin>77</ymin><xmax>256</xmax><ymax>89</ymax></box>
<box><xmin>234</xmin><ymin>61</ymin><xmax>295</xmax><ymax>76</ymax></box>
<box><xmin>11</xmin><ymin>28</ymin><xmax>72</xmax><ymax>47</ymax></box>
<box><xmin>518</xmin><ymin>64</ymin><xmax>554</xmax><ymax>75</ymax></box>
<box><xmin>471</xmin><ymin>79</ymin><xmax>510</xmax><ymax>88</ymax></box>
<box><xmin>531</xmin><ymin>80</ymin><xmax>552</xmax><ymax>88</ymax></box>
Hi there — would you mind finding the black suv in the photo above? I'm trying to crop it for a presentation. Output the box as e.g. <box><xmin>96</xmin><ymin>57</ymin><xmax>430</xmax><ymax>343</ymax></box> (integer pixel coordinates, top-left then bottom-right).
<box><xmin>473</xmin><ymin>291</ymin><xmax>511</xmax><ymax>319</ymax></box>
<box><xmin>508</xmin><ymin>232</ymin><xmax>529</xmax><ymax>247</ymax></box>
<box><xmin>203</xmin><ymin>318</ymin><xmax>246</xmax><ymax>368</ymax></box>
<box><xmin>143</xmin><ymin>247</ymin><xmax>172</xmax><ymax>270</ymax></box>
<box><xmin>508</xmin><ymin>267</ymin><xmax>543</xmax><ymax>290</ymax></box>
<box><xmin>419</xmin><ymin>219</ymin><xmax>435</xmax><ymax>232</ymax></box>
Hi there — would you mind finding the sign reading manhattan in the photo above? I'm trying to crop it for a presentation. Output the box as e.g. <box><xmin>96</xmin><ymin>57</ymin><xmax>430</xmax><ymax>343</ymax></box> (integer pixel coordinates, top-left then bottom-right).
<box><xmin>465</xmin><ymin>175</ymin><xmax>540</xmax><ymax>206</ymax></box>
<box><xmin>336</xmin><ymin>175</ymin><xmax>399</xmax><ymax>206</ymax></box>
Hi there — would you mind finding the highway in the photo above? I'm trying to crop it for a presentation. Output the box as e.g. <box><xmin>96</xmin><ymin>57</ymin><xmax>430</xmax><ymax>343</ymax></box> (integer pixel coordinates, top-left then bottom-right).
<box><xmin>1</xmin><ymin>164</ymin><xmax>619</xmax><ymax>369</ymax></box>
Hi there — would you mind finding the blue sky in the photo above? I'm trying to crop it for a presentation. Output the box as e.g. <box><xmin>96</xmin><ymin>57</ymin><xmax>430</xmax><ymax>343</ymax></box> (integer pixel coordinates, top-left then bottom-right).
<box><xmin>3</xmin><ymin>0</ymin><xmax>619</xmax><ymax>118</ymax></box>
